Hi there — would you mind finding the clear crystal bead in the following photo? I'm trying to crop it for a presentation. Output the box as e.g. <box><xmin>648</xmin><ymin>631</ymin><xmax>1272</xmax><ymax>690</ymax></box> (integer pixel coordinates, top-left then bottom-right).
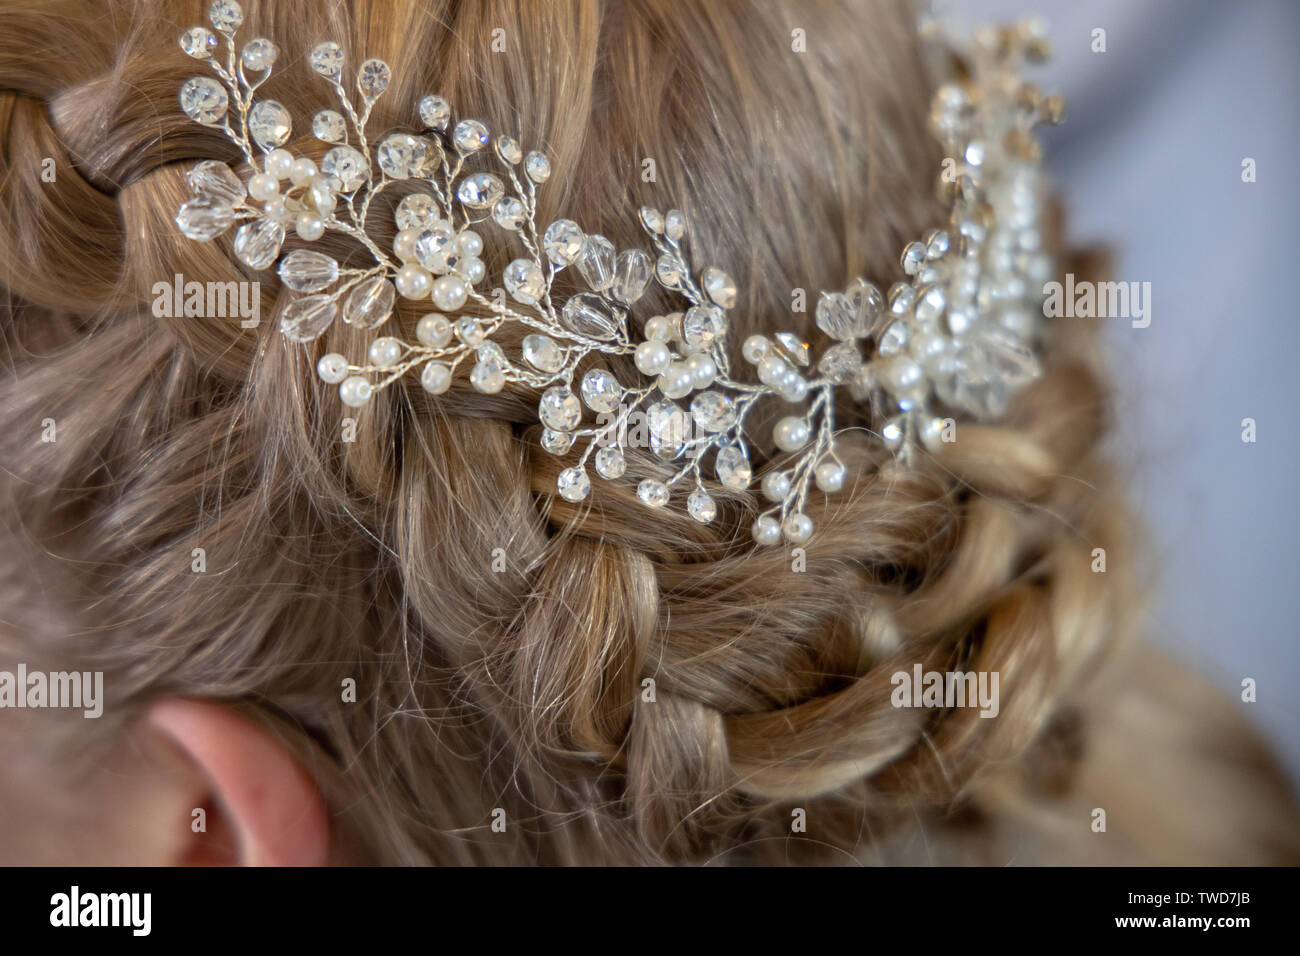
<box><xmin>524</xmin><ymin>151</ymin><xmax>550</xmax><ymax>183</ymax></box>
<box><xmin>647</xmin><ymin>400</ymin><xmax>689</xmax><ymax>460</ymax></box>
<box><xmin>475</xmin><ymin>341</ymin><xmax>506</xmax><ymax>368</ymax></box>
<box><xmin>176</xmin><ymin>196</ymin><xmax>234</xmax><ymax>241</ymax></box>
<box><xmin>179</xmin><ymin>77</ymin><xmax>228</xmax><ymax>125</ymax></box>
<box><xmin>312</xmin><ymin>110</ymin><xmax>346</xmax><ymax>143</ymax></box>
<box><xmin>232</xmin><ymin>218</ymin><xmax>284</xmax><ymax>270</ymax></box>
<box><xmin>581</xmin><ymin>369</ymin><xmax>622</xmax><ymax>412</ymax></box>
<box><xmin>543</xmin><ymin>220</ymin><xmax>584</xmax><ymax>266</ymax></box>
<box><xmin>396</xmin><ymin>194</ymin><xmax>437</xmax><ymax>230</ymax></box>
<box><xmin>637</xmin><ymin>479</ymin><xmax>669</xmax><ymax>509</ymax></box>
<box><xmin>470</xmin><ymin>362</ymin><xmax>505</xmax><ymax>394</ymax></box>
<box><xmin>456</xmin><ymin>172</ymin><xmax>504</xmax><ymax>209</ymax></box>
<box><xmin>715</xmin><ymin>445</ymin><xmax>751</xmax><ymax>490</ymax></box>
<box><xmin>278</xmin><ymin>250</ymin><xmax>339</xmax><ymax>293</ymax></box>
<box><xmin>249</xmin><ymin>100</ymin><xmax>291</xmax><ymax>150</ymax></box>
<box><xmin>452</xmin><ymin>119</ymin><xmax>489</xmax><ymax>152</ymax></box>
<box><xmin>342</xmin><ymin>276</ymin><xmax>395</xmax><ymax>329</ymax></box>
<box><xmin>208</xmin><ymin>0</ymin><xmax>243</xmax><ymax>35</ymax></box>
<box><xmin>495</xmin><ymin>136</ymin><xmax>522</xmax><ymax>165</ymax></box>
<box><xmin>455</xmin><ymin>318</ymin><xmax>485</xmax><ymax>346</ymax></box>
<box><xmin>689</xmin><ymin>390</ymin><xmax>736</xmax><ymax>432</ymax></box>
<box><xmin>557</xmin><ymin>467</ymin><xmax>590</xmax><ymax>501</ymax></box>
<box><xmin>595</xmin><ymin>446</ymin><xmax>626</xmax><ymax>479</ymax></box>
<box><xmin>357</xmin><ymin>59</ymin><xmax>391</xmax><ymax>97</ymax></box>
<box><xmin>687</xmin><ymin>489</ymin><xmax>717</xmax><ymax>524</ymax></box>
<box><xmin>241</xmin><ymin>37</ymin><xmax>277</xmax><ymax>71</ymax></box>
<box><xmin>309</xmin><ymin>42</ymin><xmax>344</xmax><ymax>79</ymax></box>
<box><xmin>504</xmin><ymin>259</ymin><xmax>545</xmax><ymax>305</ymax></box>
<box><xmin>639</xmin><ymin>206</ymin><xmax>664</xmax><ymax>234</ymax></box>
<box><xmin>655</xmin><ymin>254</ymin><xmax>683</xmax><ymax>290</ymax></box>
<box><xmin>612</xmin><ymin>250</ymin><xmax>652</xmax><ymax>305</ymax></box>
<box><xmin>514</xmin><ymin>336</ymin><xmax>557</xmax><ymax>374</ymax></box>
<box><xmin>701</xmin><ymin>267</ymin><xmax>737</xmax><ymax>309</ymax></box>
<box><xmin>321</xmin><ymin>146</ymin><xmax>368</xmax><ymax>192</ymax></box>
<box><xmin>181</xmin><ymin>27</ymin><xmax>217</xmax><ymax>59</ymax></box>
<box><xmin>817</xmin><ymin>343</ymin><xmax>862</xmax><ymax>383</ymax></box>
<box><xmin>279</xmin><ymin>294</ymin><xmax>337</xmax><ymax>342</ymax></box>
<box><xmin>418</xmin><ymin>94</ymin><xmax>450</xmax><ymax>130</ymax></box>
<box><xmin>493</xmin><ymin>198</ymin><xmax>525</xmax><ymax>231</ymax></box>
<box><xmin>539</xmin><ymin>387</ymin><xmax>581</xmax><ymax>432</ymax></box>
<box><xmin>186</xmin><ymin>160</ymin><xmax>244</xmax><ymax>204</ymax></box>
<box><xmin>664</xmin><ymin>209</ymin><xmax>685</xmax><ymax>240</ymax></box>
<box><xmin>576</xmin><ymin>235</ymin><xmax>614</xmax><ymax>292</ymax></box>
<box><xmin>815</xmin><ymin>291</ymin><xmax>860</xmax><ymax>340</ymax></box>
<box><xmin>560</xmin><ymin>294</ymin><xmax>617</xmax><ymax>340</ymax></box>
<box><xmin>850</xmin><ymin>279</ymin><xmax>884</xmax><ymax>330</ymax></box>
<box><xmin>682</xmin><ymin>306</ymin><xmax>725</xmax><ymax>351</ymax></box>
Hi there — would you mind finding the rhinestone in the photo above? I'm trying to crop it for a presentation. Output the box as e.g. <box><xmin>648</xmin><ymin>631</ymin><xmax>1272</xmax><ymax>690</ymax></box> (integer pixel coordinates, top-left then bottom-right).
<box><xmin>613</xmin><ymin>250</ymin><xmax>653</xmax><ymax>305</ymax></box>
<box><xmin>504</xmin><ymin>259</ymin><xmax>545</xmax><ymax>304</ymax></box>
<box><xmin>687</xmin><ymin>489</ymin><xmax>717</xmax><ymax>524</ymax></box>
<box><xmin>639</xmin><ymin>206</ymin><xmax>664</xmax><ymax>234</ymax></box>
<box><xmin>475</xmin><ymin>341</ymin><xmax>506</xmax><ymax>367</ymax></box>
<box><xmin>321</xmin><ymin>146</ymin><xmax>368</xmax><ymax>191</ymax></box>
<box><xmin>543</xmin><ymin>220</ymin><xmax>584</xmax><ymax>266</ymax></box>
<box><xmin>470</xmin><ymin>362</ymin><xmax>505</xmax><ymax>393</ymax></box>
<box><xmin>655</xmin><ymin>254</ymin><xmax>684</xmax><ymax>290</ymax></box>
<box><xmin>232</xmin><ymin>218</ymin><xmax>284</xmax><ymax>270</ymax></box>
<box><xmin>376</xmin><ymin>134</ymin><xmax>414</xmax><ymax>178</ymax></box>
<box><xmin>560</xmin><ymin>294</ymin><xmax>618</xmax><ymax>341</ymax></box>
<box><xmin>312</xmin><ymin>109</ymin><xmax>346</xmax><ymax>143</ymax></box>
<box><xmin>772</xmin><ymin>331</ymin><xmax>810</xmax><ymax>367</ymax></box>
<box><xmin>689</xmin><ymin>391</ymin><xmax>736</xmax><ymax>432</ymax></box>
<box><xmin>179</xmin><ymin>77</ymin><xmax>228</xmax><ymax>125</ymax></box>
<box><xmin>581</xmin><ymin>369</ymin><xmax>622</xmax><ymax>413</ymax></box>
<box><xmin>575</xmin><ymin>234</ymin><xmax>615</xmax><ymax>291</ymax></box>
<box><xmin>881</xmin><ymin>416</ymin><xmax>905</xmax><ymax>450</ymax></box>
<box><xmin>415</xmin><ymin>222</ymin><xmax>456</xmax><ymax>272</ymax></box>
<box><xmin>542</xmin><ymin>429</ymin><xmax>574</xmax><ymax>455</ymax></box>
<box><xmin>637</xmin><ymin>479</ymin><xmax>669</xmax><ymax>509</ymax></box>
<box><xmin>715</xmin><ymin>445</ymin><xmax>751</xmax><ymax>490</ymax></box>
<box><xmin>357</xmin><ymin>59</ymin><xmax>391</xmax><ymax>97</ymax></box>
<box><xmin>914</xmin><ymin>285</ymin><xmax>947</xmax><ymax>323</ymax></box>
<box><xmin>452</xmin><ymin>119</ymin><xmax>489</xmax><ymax>152</ymax></box>
<box><xmin>682</xmin><ymin>305</ymin><xmax>725</xmax><ymax>351</ymax></box>
<box><xmin>309</xmin><ymin>42</ymin><xmax>344</xmax><ymax>79</ymax></box>
<box><xmin>180</xmin><ymin>27</ymin><xmax>217</xmax><ymax>59</ymax></box>
<box><xmin>396</xmin><ymin>194</ymin><xmax>438</xmax><ymax>230</ymax></box>
<box><xmin>646</xmin><ymin>400</ymin><xmax>689</xmax><ymax>459</ymax></box>
<box><xmin>701</xmin><ymin>267</ymin><xmax>737</xmax><ymax>309</ymax></box>
<box><xmin>176</xmin><ymin>196</ymin><xmax>234</xmax><ymax>241</ymax></box>
<box><xmin>595</xmin><ymin>446</ymin><xmax>625</xmax><ymax>479</ymax></box>
<box><xmin>342</xmin><ymin>276</ymin><xmax>395</xmax><ymax>329</ymax></box>
<box><xmin>522</xmin><ymin>334</ymin><xmax>564</xmax><ymax>373</ymax></box>
<box><xmin>279</xmin><ymin>294</ymin><xmax>337</xmax><ymax>342</ymax></box>
<box><xmin>248</xmin><ymin>100</ymin><xmax>291</xmax><ymax>150</ymax></box>
<box><xmin>524</xmin><ymin>151</ymin><xmax>551</xmax><ymax>183</ymax></box>
<box><xmin>493</xmin><ymin>197</ymin><xmax>526</xmax><ymax>231</ymax></box>
<box><xmin>664</xmin><ymin>209</ymin><xmax>685</xmax><ymax>240</ymax></box>
<box><xmin>557</xmin><ymin>467</ymin><xmax>590</xmax><ymax>502</ymax></box>
<box><xmin>902</xmin><ymin>241</ymin><xmax>927</xmax><ymax>275</ymax></box>
<box><xmin>456</xmin><ymin>172</ymin><xmax>504</xmax><ymax>209</ymax></box>
<box><xmin>241</xmin><ymin>38</ymin><xmax>278</xmax><ymax>71</ymax></box>
<box><xmin>418</xmin><ymin>95</ymin><xmax>451</xmax><ymax>130</ymax></box>
<box><xmin>877</xmin><ymin>319</ymin><xmax>909</xmax><ymax>356</ymax></box>
<box><xmin>539</xmin><ymin>387</ymin><xmax>582</xmax><ymax>432</ymax></box>
<box><xmin>495</xmin><ymin>136</ymin><xmax>523</xmax><ymax>165</ymax></box>
<box><xmin>208</xmin><ymin>0</ymin><xmax>243</xmax><ymax>35</ymax></box>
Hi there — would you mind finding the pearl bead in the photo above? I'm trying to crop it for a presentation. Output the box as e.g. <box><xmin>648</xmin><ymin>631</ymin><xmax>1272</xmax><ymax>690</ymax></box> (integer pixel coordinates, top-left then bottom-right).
<box><xmin>368</xmin><ymin>336</ymin><xmax>402</xmax><ymax>368</ymax></box>
<box><xmin>758</xmin><ymin>355</ymin><xmax>789</xmax><ymax>387</ymax></box>
<box><xmin>634</xmin><ymin>340</ymin><xmax>671</xmax><ymax>376</ymax></box>
<box><xmin>742</xmin><ymin>334</ymin><xmax>770</xmax><ymax>364</ymax></box>
<box><xmin>339</xmin><ymin>375</ymin><xmax>372</xmax><ymax>407</ymax></box>
<box><xmin>421</xmin><ymin>361</ymin><xmax>451</xmax><ymax>394</ymax></box>
<box><xmin>457</xmin><ymin>257</ymin><xmax>485</xmax><ymax>285</ymax></box>
<box><xmin>781</xmin><ymin>513</ymin><xmax>813</xmax><ymax>544</ymax></box>
<box><xmin>457</xmin><ymin>230</ymin><xmax>483</xmax><ymax>257</ymax></box>
<box><xmin>248</xmin><ymin>172</ymin><xmax>279</xmax><ymax>201</ymax></box>
<box><xmin>644</xmin><ymin>315</ymin><xmax>673</xmax><ymax>341</ymax></box>
<box><xmin>658</xmin><ymin>362</ymin><xmax>694</xmax><ymax>399</ymax></box>
<box><xmin>416</xmin><ymin>313</ymin><xmax>452</xmax><ymax>348</ymax></box>
<box><xmin>266</xmin><ymin>148</ymin><xmax>294</xmax><ymax>180</ymax></box>
<box><xmin>290</xmin><ymin>157</ymin><xmax>318</xmax><ymax>187</ymax></box>
<box><xmin>772</xmin><ymin>416</ymin><xmax>810</xmax><ymax>452</ymax></box>
<box><xmin>781</xmin><ymin>374</ymin><xmax>809</xmax><ymax>403</ymax></box>
<box><xmin>395</xmin><ymin>263</ymin><xmax>432</xmax><ymax>300</ymax></box>
<box><xmin>686</xmin><ymin>351</ymin><xmax>716</xmax><ymax>388</ymax></box>
<box><xmin>430</xmin><ymin>275</ymin><xmax>468</xmax><ymax>311</ymax></box>
<box><xmin>393</xmin><ymin>227</ymin><xmax>420</xmax><ymax>262</ymax></box>
<box><xmin>295</xmin><ymin>213</ymin><xmax>324</xmax><ymax>241</ymax></box>
<box><xmin>883</xmin><ymin>356</ymin><xmax>924</xmax><ymax>397</ymax></box>
<box><xmin>761</xmin><ymin>470</ymin><xmax>791</xmax><ymax>502</ymax></box>
<box><xmin>751</xmin><ymin>515</ymin><xmax>781</xmax><ymax>546</ymax></box>
<box><xmin>316</xmin><ymin>353</ymin><xmax>349</xmax><ymax>384</ymax></box>
<box><xmin>262</xmin><ymin>196</ymin><xmax>291</xmax><ymax>225</ymax></box>
<box><xmin>815</xmin><ymin>460</ymin><xmax>846</xmax><ymax>492</ymax></box>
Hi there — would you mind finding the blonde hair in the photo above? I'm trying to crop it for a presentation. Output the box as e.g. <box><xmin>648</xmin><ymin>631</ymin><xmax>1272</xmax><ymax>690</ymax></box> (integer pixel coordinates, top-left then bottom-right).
<box><xmin>0</xmin><ymin>0</ymin><xmax>1295</xmax><ymax>864</ymax></box>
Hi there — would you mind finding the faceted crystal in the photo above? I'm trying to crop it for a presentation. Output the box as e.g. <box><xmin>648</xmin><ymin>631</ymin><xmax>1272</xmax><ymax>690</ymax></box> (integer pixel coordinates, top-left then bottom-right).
<box><xmin>682</xmin><ymin>306</ymin><xmax>724</xmax><ymax>351</ymax></box>
<box><xmin>612</xmin><ymin>250</ymin><xmax>652</xmax><ymax>305</ymax></box>
<box><xmin>186</xmin><ymin>162</ymin><xmax>243</xmax><ymax>209</ymax></box>
<box><xmin>357</xmin><ymin>59</ymin><xmax>391</xmax><ymax>97</ymax></box>
<box><xmin>524</xmin><ymin>151</ymin><xmax>550</xmax><ymax>183</ymax></box>
<box><xmin>772</xmin><ymin>331</ymin><xmax>810</xmax><ymax>367</ymax></box>
<box><xmin>664</xmin><ymin>209</ymin><xmax>685</xmax><ymax>241</ymax></box>
<box><xmin>815</xmin><ymin>291</ymin><xmax>861</xmax><ymax>340</ymax></box>
<box><xmin>342</xmin><ymin>276</ymin><xmax>396</xmax><ymax>329</ymax></box>
<box><xmin>278</xmin><ymin>250</ymin><xmax>339</xmax><ymax>293</ymax></box>
<box><xmin>581</xmin><ymin>369</ymin><xmax>622</xmax><ymax>413</ymax></box>
<box><xmin>396</xmin><ymin>194</ymin><xmax>438</xmax><ymax>230</ymax></box>
<box><xmin>241</xmin><ymin>38</ymin><xmax>277</xmax><ymax>71</ymax></box>
<box><xmin>418</xmin><ymin>95</ymin><xmax>451</xmax><ymax>130</ymax></box>
<box><xmin>689</xmin><ymin>390</ymin><xmax>736</xmax><ymax>433</ymax></box>
<box><xmin>877</xmin><ymin>319</ymin><xmax>909</xmax><ymax>356</ymax></box>
<box><xmin>176</xmin><ymin>196</ymin><xmax>234</xmax><ymax>241</ymax></box>
<box><xmin>232</xmin><ymin>218</ymin><xmax>284</xmax><ymax>270</ymax></box>
<box><xmin>279</xmin><ymin>294</ymin><xmax>337</xmax><ymax>342</ymax></box>
<box><xmin>559</xmin><ymin>293</ymin><xmax>617</xmax><ymax>340</ymax></box>
<box><xmin>415</xmin><ymin>223</ymin><xmax>456</xmax><ymax>272</ymax></box>
<box><xmin>180</xmin><ymin>77</ymin><xmax>228</xmax><ymax>125</ymax></box>
<box><xmin>595</xmin><ymin>446</ymin><xmax>626</xmax><ymax>479</ymax></box>
<box><xmin>701</xmin><ymin>267</ymin><xmax>737</xmax><ymax>309</ymax></box>
<box><xmin>557</xmin><ymin>467</ymin><xmax>590</xmax><ymax>502</ymax></box>
<box><xmin>687</xmin><ymin>489</ymin><xmax>717</xmax><ymax>524</ymax></box>
<box><xmin>495</xmin><ymin>136</ymin><xmax>522</xmax><ymax>165</ymax></box>
<box><xmin>309</xmin><ymin>42</ymin><xmax>344</xmax><ymax>79</ymax></box>
<box><xmin>470</xmin><ymin>362</ymin><xmax>505</xmax><ymax>393</ymax></box>
<box><xmin>455</xmin><ymin>318</ymin><xmax>485</xmax><ymax>346</ymax></box>
<box><xmin>817</xmin><ymin>342</ymin><xmax>862</xmax><ymax>383</ymax></box>
<box><xmin>452</xmin><ymin>119</ymin><xmax>489</xmax><ymax>152</ymax></box>
<box><xmin>249</xmin><ymin>100</ymin><xmax>291</xmax><ymax>150</ymax></box>
<box><xmin>646</xmin><ymin>400</ymin><xmax>689</xmax><ymax>460</ymax></box>
<box><xmin>637</xmin><ymin>479</ymin><xmax>669</xmax><ymax>509</ymax></box>
<box><xmin>504</xmin><ymin>259</ymin><xmax>545</xmax><ymax>305</ymax></box>
<box><xmin>639</xmin><ymin>206</ymin><xmax>664</xmax><ymax>234</ymax></box>
<box><xmin>456</xmin><ymin>172</ymin><xmax>504</xmax><ymax>209</ymax></box>
<box><xmin>715</xmin><ymin>445</ymin><xmax>751</xmax><ymax>490</ymax></box>
<box><xmin>539</xmin><ymin>387</ymin><xmax>582</xmax><ymax>432</ymax></box>
<box><xmin>208</xmin><ymin>0</ymin><xmax>243</xmax><ymax>35</ymax></box>
<box><xmin>493</xmin><ymin>197</ymin><xmax>525</xmax><ymax>231</ymax></box>
<box><xmin>654</xmin><ymin>254</ymin><xmax>684</xmax><ymax>290</ymax></box>
<box><xmin>902</xmin><ymin>241</ymin><xmax>927</xmax><ymax>275</ymax></box>
<box><xmin>377</xmin><ymin>134</ymin><xmax>414</xmax><ymax>178</ymax></box>
<box><xmin>542</xmin><ymin>429</ymin><xmax>574</xmax><ymax>455</ymax></box>
<box><xmin>575</xmin><ymin>235</ymin><xmax>615</xmax><ymax>292</ymax></box>
<box><xmin>543</xmin><ymin>220</ymin><xmax>584</xmax><ymax>266</ymax></box>
<box><xmin>522</xmin><ymin>334</ymin><xmax>564</xmax><ymax>373</ymax></box>
<box><xmin>321</xmin><ymin>146</ymin><xmax>368</xmax><ymax>191</ymax></box>
<box><xmin>181</xmin><ymin>27</ymin><xmax>217</xmax><ymax>59</ymax></box>
<box><xmin>312</xmin><ymin>109</ymin><xmax>346</xmax><ymax>143</ymax></box>
<box><xmin>850</xmin><ymin>279</ymin><xmax>885</xmax><ymax>330</ymax></box>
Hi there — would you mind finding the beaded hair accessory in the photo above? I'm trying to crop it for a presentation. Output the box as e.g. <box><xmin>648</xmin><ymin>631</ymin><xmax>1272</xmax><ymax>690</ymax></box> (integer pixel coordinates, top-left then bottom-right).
<box><xmin>175</xmin><ymin>1</ymin><xmax>1062</xmax><ymax>546</ymax></box>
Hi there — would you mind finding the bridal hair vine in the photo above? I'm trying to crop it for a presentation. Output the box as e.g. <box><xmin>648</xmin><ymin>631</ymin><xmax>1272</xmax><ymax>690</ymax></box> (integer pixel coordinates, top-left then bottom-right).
<box><xmin>174</xmin><ymin>1</ymin><xmax>1063</xmax><ymax>546</ymax></box>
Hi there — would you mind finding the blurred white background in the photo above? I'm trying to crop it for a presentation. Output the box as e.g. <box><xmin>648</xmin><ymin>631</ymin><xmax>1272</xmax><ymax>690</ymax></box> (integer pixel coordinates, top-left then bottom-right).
<box><xmin>947</xmin><ymin>0</ymin><xmax>1300</xmax><ymax>782</ymax></box>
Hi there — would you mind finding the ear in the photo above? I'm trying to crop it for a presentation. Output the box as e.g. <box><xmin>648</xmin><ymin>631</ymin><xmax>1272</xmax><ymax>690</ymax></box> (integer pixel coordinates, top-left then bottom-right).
<box><xmin>145</xmin><ymin>698</ymin><xmax>330</xmax><ymax>866</ymax></box>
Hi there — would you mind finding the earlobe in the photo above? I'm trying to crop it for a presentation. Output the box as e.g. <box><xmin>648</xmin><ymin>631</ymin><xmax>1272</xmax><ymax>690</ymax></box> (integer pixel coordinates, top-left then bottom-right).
<box><xmin>145</xmin><ymin>698</ymin><xmax>330</xmax><ymax>866</ymax></box>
